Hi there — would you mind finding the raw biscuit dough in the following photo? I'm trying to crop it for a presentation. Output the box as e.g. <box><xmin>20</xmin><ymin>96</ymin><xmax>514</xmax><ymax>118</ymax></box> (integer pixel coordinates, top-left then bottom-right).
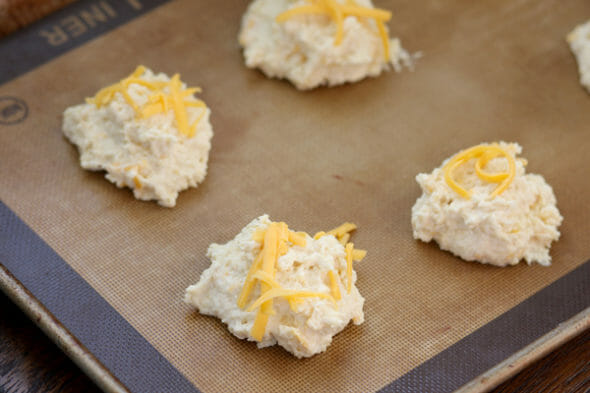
<box><xmin>567</xmin><ymin>19</ymin><xmax>590</xmax><ymax>93</ymax></box>
<box><xmin>238</xmin><ymin>0</ymin><xmax>412</xmax><ymax>90</ymax></box>
<box><xmin>411</xmin><ymin>142</ymin><xmax>563</xmax><ymax>267</ymax></box>
<box><xmin>63</xmin><ymin>66</ymin><xmax>213</xmax><ymax>207</ymax></box>
<box><xmin>185</xmin><ymin>215</ymin><xmax>365</xmax><ymax>358</ymax></box>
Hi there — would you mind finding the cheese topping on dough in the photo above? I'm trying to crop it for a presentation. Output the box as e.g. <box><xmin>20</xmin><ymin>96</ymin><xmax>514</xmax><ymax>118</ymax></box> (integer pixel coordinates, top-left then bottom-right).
<box><xmin>345</xmin><ymin>242</ymin><xmax>354</xmax><ymax>293</ymax></box>
<box><xmin>238</xmin><ymin>0</ymin><xmax>414</xmax><ymax>90</ymax></box>
<box><xmin>185</xmin><ymin>215</ymin><xmax>367</xmax><ymax>357</ymax></box>
<box><xmin>412</xmin><ymin>142</ymin><xmax>563</xmax><ymax>267</ymax></box>
<box><xmin>87</xmin><ymin>65</ymin><xmax>207</xmax><ymax>137</ymax></box>
<box><xmin>63</xmin><ymin>66</ymin><xmax>213</xmax><ymax>207</ymax></box>
<box><xmin>240</xmin><ymin>221</ymin><xmax>365</xmax><ymax>341</ymax></box>
<box><xmin>443</xmin><ymin>143</ymin><xmax>516</xmax><ymax>199</ymax></box>
<box><xmin>276</xmin><ymin>0</ymin><xmax>392</xmax><ymax>59</ymax></box>
<box><xmin>328</xmin><ymin>270</ymin><xmax>342</xmax><ymax>300</ymax></box>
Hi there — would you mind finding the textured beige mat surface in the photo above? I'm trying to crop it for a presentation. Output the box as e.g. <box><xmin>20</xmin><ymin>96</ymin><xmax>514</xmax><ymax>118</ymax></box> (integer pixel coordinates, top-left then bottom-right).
<box><xmin>1</xmin><ymin>1</ymin><xmax>589</xmax><ymax>392</ymax></box>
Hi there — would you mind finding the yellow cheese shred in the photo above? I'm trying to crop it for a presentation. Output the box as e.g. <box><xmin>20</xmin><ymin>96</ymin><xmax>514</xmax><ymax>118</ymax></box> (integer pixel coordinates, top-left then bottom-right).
<box><xmin>252</xmin><ymin>270</ymin><xmax>301</xmax><ymax>311</ymax></box>
<box><xmin>253</xmin><ymin>270</ymin><xmax>280</xmax><ymax>289</ymax></box>
<box><xmin>247</xmin><ymin>288</ymin><xmax>335</xmax><ymax>312</ymax></box>
<box><xmin>345</xmin><ymin>242</ymin><xmax>354</xmax><ymax>293</ymax></box>
<box><xmin>328</xmin><ymin>270</ymin><xmax>342</xmax><ymax>300</ymax></box>
<box><xmin>87</xmin><ymin>65</ymin><xmax>146</xmax><ymax>109</ymax></box>
<box><xmin>443</xmin><ymin>143</ymin><xmax>516</xmax><ymax>199</ymax></box>
<box><xmin>251</xmin><ymin>312</ymin><xmax>270</xmax><ymax>342</ymax></box>
<box><xmin>86</xmin><ymin>65</ymin><xmax>207</xmax><ymax>138</ymax></box>
<box><xmin>277</xmin><ymin>222</ymin><xmax>290</xmax><ymax>256</ymax></box>
<box><xmin>252</xmin><ymin>229</ymin><xmax>266</xmax><ymax>243</ymax></box>
<box><xmin>240</xmin><ymin>219</ymin><xmax>365</xmax><ymax>342</ymax></box>
<box><xmin>338</xmin><ymin>232</ymin><xmax>350</xmax><ymax>246</ymax></box>
<box><xmin>276</xmin><ymin>0</ymin><xmax>392</xmax><ymax>60</ymax></box>
<box><xmin>313</xmin><ymin>231</ymin><xmax>326</xmax><ymax>239</ymax></box>
<box><xmin>253</xmin><ymin>228</ymin><xmax>306</xmax><ymax>247</ymax></box>
<box><xmin>316</xmin><ymin>223</ymin><xmax>367</xmax><ymax>261</ymax></box>
<box><xmin>260</xmin><ymin>223</ymin><xmax>280</xmax><ymax>315</ymax></box>
<box><xmin>288</xmin><ymin>231</ymin><xmax>307</xmax><ymax>247</ymax></box>
<box><xmin>327</xmin><ymin>222</ymin><xmax>357</xmax><ymax>238</ymax></box>
<box><xmin>352</xmin><ymin>249</ymin><xmax>366</xmax><ymax>261</ymax></box>
<box><xmin>236</xmin><ymin>252</ymin><xmax>263</xmax><ymax>309</ymax></box>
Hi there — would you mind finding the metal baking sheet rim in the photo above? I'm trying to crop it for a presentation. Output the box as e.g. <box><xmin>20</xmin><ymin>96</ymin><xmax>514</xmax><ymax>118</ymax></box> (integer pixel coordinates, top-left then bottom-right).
<box><xmin>2</xmin><ymin>262</ymin><xmax>589</xmax><ymax>393</ymax></box>
<box><xmin>0</xmin><ymin>264</ymin><xmax>128</xmax><ymax>393</ymax></box>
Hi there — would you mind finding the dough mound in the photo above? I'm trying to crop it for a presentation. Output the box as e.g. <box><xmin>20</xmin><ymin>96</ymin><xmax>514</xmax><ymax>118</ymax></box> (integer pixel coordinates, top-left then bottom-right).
<box><xmin>185</xmin><ymin>215</ymin><xmax>364</xmax><ymax>358</ymax></box>
<box><xmin>411</xmin><ymin>142</ymin><xmax>563</xmax><ymax>267</ymax></box>
<box><xmin>63</xmin><ymin>67</ymin><xmax>213</xmax><ymax>207</ymax></box>
<box><xmin>238</xmin><ymin>0</ymin><xmax>411</xmax><ymax>90</ymax></box>
<box><xmin>567</xmin><ymin>19</ymin><xmax>590</xmax><ymax>93</ymax></box>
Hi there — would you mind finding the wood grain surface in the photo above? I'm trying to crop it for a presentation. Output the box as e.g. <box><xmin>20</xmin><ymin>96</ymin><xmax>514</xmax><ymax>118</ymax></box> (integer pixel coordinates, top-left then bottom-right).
<box><xmin>0</xmin><ymin>292</ymin><xmax>101</xmax><ymax>393</ymax></box>
<box><xmin>0</xmin><ymin>0</ymin><xmax>76</xmax><ymax>37</ymax></box>
<box><xmin>0</xmin><ymin>291</ymin><xmax>588</xmax><ymax>393</ymax></box>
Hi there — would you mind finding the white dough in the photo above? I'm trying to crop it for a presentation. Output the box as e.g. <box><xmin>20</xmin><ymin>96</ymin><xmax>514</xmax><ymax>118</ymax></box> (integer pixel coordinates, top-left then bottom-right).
<box><xmin>411</xmin><ymin>143</ymin><xmax>563</xmax><ymax>267</ymax></box>
<box><xmin>567</xmin><ymin>19</ymin><xmax>590</xmax><ymax>93</ymax></box>
<box><xmin>185</xmin><ymin>215</ymin><xmax>365</xmax><ymax>358</ymax></box>
<box><xmin>238</xmin><ymin>0</ymin><xmax>413</xmax><ymax>90</ymax></box>
<box><xmin>63</xmin><ymin>67</ymin><xmax>213</xmax><ymax>207</ymax></box>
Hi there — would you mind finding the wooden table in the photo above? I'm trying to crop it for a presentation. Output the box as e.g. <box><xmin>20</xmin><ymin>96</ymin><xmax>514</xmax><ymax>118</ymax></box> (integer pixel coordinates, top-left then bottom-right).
<box><xmin>0</xmin><ymin>291</ymin><xmax>588</xmax><ymax>393</ymax></box>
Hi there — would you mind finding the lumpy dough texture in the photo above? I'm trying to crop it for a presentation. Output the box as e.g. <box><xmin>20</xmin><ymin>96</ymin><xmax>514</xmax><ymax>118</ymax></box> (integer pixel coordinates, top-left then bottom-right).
<box><xmin>62</xmin><ymin>67</ymin><xmax>213</xmax><ymax>207</ymax></box>
<box><xmin>411</xmin><ymin>142</ymin><xmax>563</xmax><ymax>267</ymax></box>
<box><xmin>567</xmin><ymin>19</ymin><xmax>590</xmax><ymax>93</ymax></box>
<box><xmin>185</xmin><ymin>215</ymin><xmax>365</xmax><ymax>358</ymax></box>
<box><xmin>238</xmin><ymin>0</ymin><xmax>412</xmax><ymax>90</ymax></box>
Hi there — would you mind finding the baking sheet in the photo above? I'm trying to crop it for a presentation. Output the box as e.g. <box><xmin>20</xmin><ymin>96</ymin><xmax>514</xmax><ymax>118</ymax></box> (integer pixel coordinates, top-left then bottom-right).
<box><xmin>1</xmin><ymin>0</ymin><xmax>590</xmax><ymax>392</ymax></box>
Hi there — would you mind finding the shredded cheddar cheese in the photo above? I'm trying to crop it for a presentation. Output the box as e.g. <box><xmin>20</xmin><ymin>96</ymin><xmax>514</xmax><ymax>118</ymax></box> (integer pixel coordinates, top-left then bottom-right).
<box><xmin>276</xmin><ymin>0</ymin><xmax>392</xmax><ymax>59</ymax></box>
<box><xmin>288</xmin><ymin>231</ymin><xmax>307</xmax><ymax>247</ymax></box>
<box><xmin>328</xmin><ymin>270</ymin><xmax>342</xmax><ymax>300</ymax></box>
<box><xmin>327</xmin><ymin>222</ymin><xmax>357</xmax><ymax>238</ymax></box>
<box><xmin>443</xmin><ymin>144</ymin><xmax>516</xmax><ymax>199</ymax></box>
<box><xmin>251</xmin><ymin>312</ymin><xmax>270</xmax><ymax>341</ymax></box>
<box><xmin>252</xmin><ymin>270</ymin><xmax>301</xmax><ymax>311</ymax></box>
<box><xmin>352</xmin><ymin>249</ymin><xmax>366</xmax><ymax>261</ymax></box>
<box><xmin>252</xmin><ymin>229</ymin><xmax>266</xmax><ymax>243</ymax></box>
<box><xmin>321</xmin><ymin>222</ymin><xmax>366</xmax><ymax>262</ymax></box>
<box><xmin>338</xmin><ymin>233</ymin><xmax>349</xmax><ymax>245</ymax></box>
<box><xmin>345</xmin><ymin>242</ymin><xmax>353</xmax><ymax>293</ymax></box>
<box><xmin>313</xmin><ymin>231</ymin><xmax>326</xmax><ymax>239</ymax></box>
<box><xmin>247</xmin><ymin>288</ymin><xmax>335</xmax><ymax>312</ymax></box>
<box><xmin>239</xmin><ymin>220</ymin><xmax>366</xmax><ymax>342</ymax></box>
<box><xmin>260</xmin><ymin>223</ymin><xmax>281</xmax><ymax>315</ymax></box>
<box><xmin>86</xmin><ymin>66</ymin><xmax>207</xmax><ymax>138</ymax></box>
<box><xmin>236</xmin><ymin>252</ymin><xmax>263</xmax><ymax>309</ymax></box>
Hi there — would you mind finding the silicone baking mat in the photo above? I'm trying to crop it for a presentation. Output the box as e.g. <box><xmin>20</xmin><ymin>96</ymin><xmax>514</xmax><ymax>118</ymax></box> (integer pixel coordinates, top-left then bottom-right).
<box><xmin>1</xmin><ymin>0</ymin><xmax>589</xmax><ymax>392</ymax></box>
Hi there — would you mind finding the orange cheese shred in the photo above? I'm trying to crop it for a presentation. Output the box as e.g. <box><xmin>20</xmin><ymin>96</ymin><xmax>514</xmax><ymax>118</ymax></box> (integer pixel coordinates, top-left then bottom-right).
<box><xmin>246</xmin><ymin>288</ymin><xmax>335</xmax><ymax>312</ymax></box>
<box><xmin>236</xmin><ymin>252</ymin><xmax>264</xmax><ymax>309</ymax></box>
<box><xmin>251</xmin><ymin>312</ymin><xmax>270</xmax><ymax>342</ymax></box>
<box><xmin>352</xmin><ymin>249</ymin><xmax>366</xmax><ymax>261</ymax></box>
<box><xmin>313</xmin><ymin>231</ymin><xmax>326</xmax><ymax>239</ymax></box>
<box><xmin>238</xmin><ymin>220</ymin><xmax>365</xmax><ymax>342</ymax></box>
<box><xmin>86</xmin><ymin>65</ymin><xmax>207</xmax><ymax>138</ymax></box>
<box><xmin>252</xmin><ymin>229</ymin><xmax>266</xmax><ymax>243</ymax></box>
<box><xmin>288</xmin><ymin>231</ymin><xmax>307</xmax><ymax>247</ymax></box>
<box><xmin>338</xmin><ymin>232</ymin><xmax>350</xmax><ymax>246</ymax></box>
<box><xmin>443</xmin><ymin>143</ymin><xmax>516</xmax><ymax>199</ymax></box>
<box><xmin>327</xmin><ymin>222</ymin><xmax>357</xmax><ymax>238</ymax></box>
<box><xmin>276</xmin><ymin>0</ymin><xmax>392</xmax><ymax>59</ymax></box>
<box><xmin>345</xmin><ymin>242</ymin><xmax>354</xmax><ymax>293</ymax></box>
<box><xmin>260</xmin><ymin>223</ymin><xmax>280</xmax><ymax>315</ymax></box>
<box><xmin>328</xmin><ymin>270</ymin><xmax>342</xmax><ymax>300</ymax></box>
